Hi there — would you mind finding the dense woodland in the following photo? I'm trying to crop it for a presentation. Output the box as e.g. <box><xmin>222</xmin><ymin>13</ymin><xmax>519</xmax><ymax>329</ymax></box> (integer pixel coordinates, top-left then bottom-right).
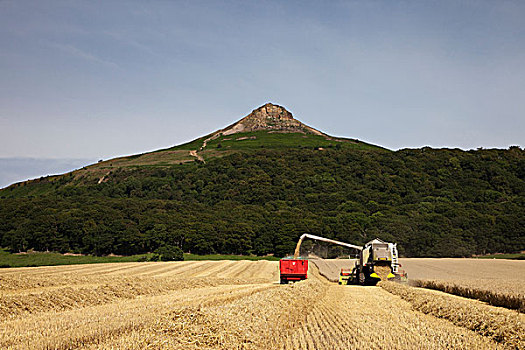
<box><xmin>1</xmin><ymin>146</ymin><xmax>524</xmax><ymax>257</ymax></box>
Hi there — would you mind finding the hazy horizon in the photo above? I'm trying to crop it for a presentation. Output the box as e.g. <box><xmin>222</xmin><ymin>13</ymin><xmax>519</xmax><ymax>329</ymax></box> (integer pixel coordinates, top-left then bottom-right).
<box><xmin>0</xmin><ymin>157</ymin><xmax>97</xmax><ymax>189</ymax></box>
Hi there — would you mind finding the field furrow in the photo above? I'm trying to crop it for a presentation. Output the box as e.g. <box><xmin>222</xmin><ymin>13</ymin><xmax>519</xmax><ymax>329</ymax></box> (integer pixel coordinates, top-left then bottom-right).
<box><xmin>189</xmin><ymin>261</ymin><xmax>237</xmax><ymax>278</ymax></box>
<box><xmin>1</xmin><ymin>259</ymin><xmax>522</xmax><ymax>349</ymax></box>
<box><xmin>89</xmin><ymin>276</ymin><xmax>326</xmax><ymax>349</ymax></box>
<box><xmin>138</xmin><ymin>261</ymin><xmax>206</xmax><ymax>277</ymax></box>
<box><xmin>0</xmin><ymin>283</ymin><xmax>275</xmax><ymax>349</ymax></box>
<box><xmin>214</xmin><ymin>260</ymin><xmax>252</xmax><ymax>278</ymax></box>
<box><xmin>0</xmin><ymin>261</ymin><xmax>278</xmax><ymax>319</ymax></box>
<box><xmin>283</xmin><ymin>283</ymin><xmax>500</xmax><ymax>349</ymax></box>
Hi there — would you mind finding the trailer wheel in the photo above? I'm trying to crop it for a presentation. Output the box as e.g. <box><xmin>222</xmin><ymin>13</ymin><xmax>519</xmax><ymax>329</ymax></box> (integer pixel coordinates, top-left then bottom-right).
<box><xmin>358</xmin><ymin>272</ymin><xmax>366</xmax><ymax>285</ymax></box>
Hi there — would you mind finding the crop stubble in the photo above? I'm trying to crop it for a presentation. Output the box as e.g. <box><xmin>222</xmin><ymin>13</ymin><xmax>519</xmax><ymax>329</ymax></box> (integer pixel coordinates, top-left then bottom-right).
<box><xmin>283</xmin><ymin>282</ymin><xmax>500</xmax><ymax>349</ymax></box>
<box><xmin>312</xmin><ymin>258</ymin><xmax>525</xmax><ymax>311</ymax></box>
<box><xmin>0</xmin><ymin>259</ymin><xmax>522</xmax><ymax>349</ymax></box>
<box><xmin>401</xmin><ymin>258</ymin><xmax>525</xmax><ymax>312</ymax></box>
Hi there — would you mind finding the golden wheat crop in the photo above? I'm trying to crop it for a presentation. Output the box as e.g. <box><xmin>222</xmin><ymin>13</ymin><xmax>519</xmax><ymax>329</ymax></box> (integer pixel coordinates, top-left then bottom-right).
<box><xmin>380</xmin><ymin>281</ymin><xmax>525</xmax><ymax>349</ymax></box>
<box><xmin>312</xmin><ymin>258</ymin><xmax>525</xmax><ymax>311</ymax></box>
<box><xmin>0</xmin><ymin>259</ymin><xmax>521</xmax><ymax>349</ymax></box>
<box><xmin>0</xmin><ymin>260</ymin><xmax>276</xmax><ymax>320</ymax></box>
<box><xmin>1</xmin><ymin>283</ymin><xmax>275</xmax><ymax>349</ymax></box>
<box><xmin>0</xmin><ymin>260</ymin><xmax>281</xmax><ymax>349</ymax></box>
<box><xmin>88</xmin><ymin>277</ymin><xmax>327</xmax><ymax>350</ymax></box>
<box><xmin>411</xmin><ymin>279</ymin><xmax>525</xmax><ymax>312</ymax></box>
<box><xmin>283</xmin><ymin>282</ymin><xmax>500</xmax><ymax>350</ymax></box>
<box><xmin>399</xmin><ymin>258</ymin><xmax>525</xmax><ymax>282</ymax></box>
<box><xmin>400</xmin><ymin>258</ymin><xmax>525</xmax><ymax>312</ymax></box>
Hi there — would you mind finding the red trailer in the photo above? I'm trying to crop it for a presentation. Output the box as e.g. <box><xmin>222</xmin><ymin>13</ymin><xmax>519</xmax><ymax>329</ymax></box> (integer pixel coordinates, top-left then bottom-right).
<box><xmin>279</xmin><ymin>259</ymin><xmax>308</xmax><ymax>284</ymax></box>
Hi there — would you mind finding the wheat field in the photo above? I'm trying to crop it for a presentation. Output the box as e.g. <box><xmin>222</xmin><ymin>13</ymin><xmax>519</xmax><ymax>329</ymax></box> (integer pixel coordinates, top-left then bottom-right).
<box><xmin>1</xmin><ymin>259</ymin><xmax>523</xmax><ymax>349</ymax></box>
<box><xmin>312</xmin><ymin>258</ymin><xmax>525</xmax><ymax>310</ymax></box>
<box><xmin>400</xmin><ymin>258</ymin><xmax>525</xmax><ymax>312</ymax></box>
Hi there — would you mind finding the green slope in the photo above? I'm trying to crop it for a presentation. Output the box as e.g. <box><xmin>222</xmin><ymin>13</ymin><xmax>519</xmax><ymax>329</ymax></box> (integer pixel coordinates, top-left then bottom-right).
<box><xmin>200</xmin><ymin>131</ymin><xmax>383</xmax><ymax>151</ymax></box>
<box><xmin>2</xmin><ymin>130</ymin><xmax>383</xmax><ymax>196</ymax></box>
<box><xmin>1</xmin><ymin>146</ymin><xmax>524</xmax><ymax>259</ymax></box>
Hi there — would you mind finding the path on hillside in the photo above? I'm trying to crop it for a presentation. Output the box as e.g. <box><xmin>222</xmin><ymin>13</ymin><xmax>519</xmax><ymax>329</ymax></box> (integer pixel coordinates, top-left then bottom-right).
<box><xmin>188</xmin><ymin>132</ymin><xmax>221</xmax><ymax>162</ymax></box>
<box><xmin>200</xmin><ymin>132</ymin><xmax>221</xmax><ymax>151</ymax></box>
<box><xmin>188</xmin><ymin>150</ymin><xmax>205</xmax><ymax>162</ymax></box>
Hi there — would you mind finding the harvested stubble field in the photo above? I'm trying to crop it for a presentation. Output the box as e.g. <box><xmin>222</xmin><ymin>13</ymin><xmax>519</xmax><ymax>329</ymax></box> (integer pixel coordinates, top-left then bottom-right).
<box><xmin>313</xmin><ymin>258</ymin><xmax>525</xmax><ymax>311</ymax></box>
<box><xmin>401</xmin><ymin>258</ymin><xmax>525</xmax><ymax>312</ymax></box>
<box><xmin>1</xmin><ymin>259</ymin><xmax>524</xmax><ymax>349</ymax></box>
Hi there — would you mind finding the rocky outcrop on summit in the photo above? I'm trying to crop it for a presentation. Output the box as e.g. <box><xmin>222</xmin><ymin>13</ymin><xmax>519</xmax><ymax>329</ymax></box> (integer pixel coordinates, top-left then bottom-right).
<box><xmin>221</xmin><ymin>103</ymin><xmax>325</xmax><ymax>136</ymax></box>
<box><xmin>193</xmin><ymin>103</ymin><xmax>332</xmax><ymax>152</ymax></box>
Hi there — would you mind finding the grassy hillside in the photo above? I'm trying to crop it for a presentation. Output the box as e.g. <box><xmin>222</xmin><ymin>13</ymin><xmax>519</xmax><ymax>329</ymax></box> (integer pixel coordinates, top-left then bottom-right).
<box><xmin>190</xmin><ymin>131</ymin><xmax>382</xmax><ymax>151</ymax></box>
<box><xmin>2</xmin><ymin>131</ymin><xmax>382</xmax><ymax>196</ymax></box>
<box><xmin>97</xmin><ymin>131</ymin><xmax>383</xmax><ymax>165</ymax></box>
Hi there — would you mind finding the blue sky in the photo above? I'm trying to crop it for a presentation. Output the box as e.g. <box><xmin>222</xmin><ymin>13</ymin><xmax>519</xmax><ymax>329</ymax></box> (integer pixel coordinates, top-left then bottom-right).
<box><xmin>1</xmin><ymin>1</ymin><xmax>524</xmax><ymax>187</ymax></box>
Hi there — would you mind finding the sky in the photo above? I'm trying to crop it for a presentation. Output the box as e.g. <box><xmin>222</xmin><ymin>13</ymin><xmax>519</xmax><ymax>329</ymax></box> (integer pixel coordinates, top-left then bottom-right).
<box><xmin>1</xmin><ymin>0</ymin><xmax>524</xmax><ymax>187</ymax></box>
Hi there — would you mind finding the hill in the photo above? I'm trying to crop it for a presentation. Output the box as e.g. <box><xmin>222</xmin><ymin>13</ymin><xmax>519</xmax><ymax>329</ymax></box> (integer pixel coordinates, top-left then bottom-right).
<box><xmin>3</xmin><ymin>103</ymin><xmax>381</xmax><ymax>193</ymax></box>
<box><xmin>0</xmin><ymin>104</ymin><xmax>524</xmax><ymax>258</ymax></box>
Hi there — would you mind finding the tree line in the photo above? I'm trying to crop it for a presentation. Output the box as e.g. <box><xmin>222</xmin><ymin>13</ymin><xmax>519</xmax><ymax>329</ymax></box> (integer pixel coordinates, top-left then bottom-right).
<box><xmin>1</xmin><ymin>146</ymin><xmax>523</xmax><ymax>257</ymax></box>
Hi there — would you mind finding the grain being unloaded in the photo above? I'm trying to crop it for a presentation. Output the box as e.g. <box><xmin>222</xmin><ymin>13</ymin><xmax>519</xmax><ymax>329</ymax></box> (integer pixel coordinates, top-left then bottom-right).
<box><xmin>374</xmin><ymin>265</ymin><xmax>392</xmax><ymax>281</ymax></box>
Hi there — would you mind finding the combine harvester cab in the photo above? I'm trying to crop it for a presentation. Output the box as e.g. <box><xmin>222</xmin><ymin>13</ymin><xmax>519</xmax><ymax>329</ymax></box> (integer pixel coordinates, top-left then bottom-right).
<box><xmin>350</xmin><ymin>239</ymin><xmax>398</xmax><ymax>285</ymax></box>
<box><xmin>279</xmin><ymin>258</ymin><xmax>308</xmax><ymax>284</ymax></box>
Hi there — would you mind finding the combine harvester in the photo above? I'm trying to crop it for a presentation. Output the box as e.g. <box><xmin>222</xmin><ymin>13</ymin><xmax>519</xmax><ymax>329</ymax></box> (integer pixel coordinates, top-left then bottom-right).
<box><xmin>279</xmin><ymin>234</ymin><xmax>407</xmax><ymax>285</ymax></box>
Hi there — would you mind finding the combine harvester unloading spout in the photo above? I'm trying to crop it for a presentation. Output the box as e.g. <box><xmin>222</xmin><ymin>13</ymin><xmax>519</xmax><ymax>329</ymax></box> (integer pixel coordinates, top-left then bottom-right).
<box><xmin>293</xmin><ymin>234</ymin><xmax>363</xmax><ymax>259</ymax></box>
<box><xmin>280</xmin><ymin>233</ymin><xmax>407</xmax><ymax>285</ymax></box>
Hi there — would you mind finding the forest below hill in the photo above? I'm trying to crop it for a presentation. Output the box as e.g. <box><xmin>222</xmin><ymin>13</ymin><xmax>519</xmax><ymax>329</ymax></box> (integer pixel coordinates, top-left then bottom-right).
<box><xmin>1</xmin><ymin>146</ymin><xmax>524</xmax><ymax>258</ymax></box>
